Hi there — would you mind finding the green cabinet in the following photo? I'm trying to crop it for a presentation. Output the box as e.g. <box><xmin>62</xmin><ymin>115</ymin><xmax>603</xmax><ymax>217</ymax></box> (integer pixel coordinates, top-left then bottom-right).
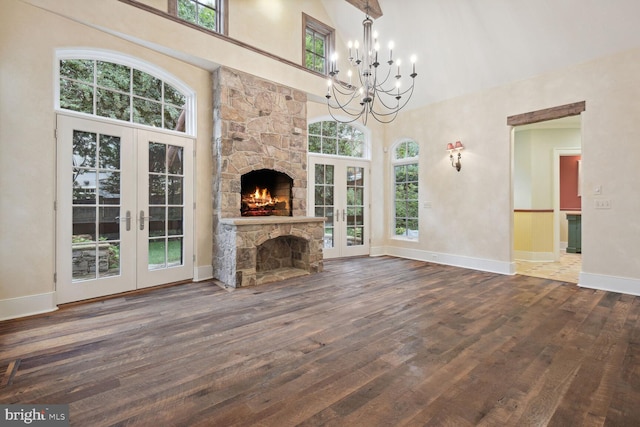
<box><xmin>566</xmin><ymin>213</ymin><xmax>581</xmax><ymax>253</ymax></box>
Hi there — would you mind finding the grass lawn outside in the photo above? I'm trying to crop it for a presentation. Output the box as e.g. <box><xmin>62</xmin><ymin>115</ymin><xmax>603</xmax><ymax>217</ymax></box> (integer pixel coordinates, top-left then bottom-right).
<box><xmin>148</xmin><ymin>239</ymin><xmax>182</xmax><ymax>266</ymax></box>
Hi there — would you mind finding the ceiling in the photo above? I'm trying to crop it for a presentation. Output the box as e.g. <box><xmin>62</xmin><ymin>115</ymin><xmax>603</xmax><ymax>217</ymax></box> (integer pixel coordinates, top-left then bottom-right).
<box><xmin>320</xmin><ymin>0</ymin><xmax>640</xmax><ymax>111</ymax></box>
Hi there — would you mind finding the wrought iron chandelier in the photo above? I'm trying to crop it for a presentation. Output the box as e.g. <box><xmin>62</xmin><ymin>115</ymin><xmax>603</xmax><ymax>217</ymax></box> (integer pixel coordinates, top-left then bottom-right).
<box><xmin>325</xmin><ymin>9</ymin><xmax>417</xmax><ymax>124</ymax></box>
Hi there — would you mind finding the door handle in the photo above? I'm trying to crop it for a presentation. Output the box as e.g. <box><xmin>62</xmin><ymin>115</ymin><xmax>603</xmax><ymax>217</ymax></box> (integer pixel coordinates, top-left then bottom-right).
<box><xmin>139</xmin><ymin>210</ymin><xmax>152</xmax><ymax>230</ymax></box>
<box><xmin>115</xmin><ymin>210</ymin><xmax>131</xmax><ymax>231</ymax></box>
<box><xmin>336</xmin><ymin>209</ymin><xmax>340</xmax><ymax>222</ymax></box>
<box><xmin>342</xmin><ymin>209</ymin><xmax>346</xmax><ymax>222</ymax></box>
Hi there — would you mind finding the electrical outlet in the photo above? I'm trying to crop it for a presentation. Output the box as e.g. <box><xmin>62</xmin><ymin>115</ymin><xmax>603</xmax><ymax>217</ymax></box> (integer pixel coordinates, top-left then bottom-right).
<box><xmin>595</xmin><ymin>199</ymin><xmax>611</xmax><ymax>209</ymax></box>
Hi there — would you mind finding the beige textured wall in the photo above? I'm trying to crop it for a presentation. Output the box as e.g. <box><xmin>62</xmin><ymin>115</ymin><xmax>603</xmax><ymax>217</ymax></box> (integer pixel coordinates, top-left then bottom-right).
<box><xmin>135</xmin><ymin>0</ymin><xmax>167</xmax><ymax>11</ymax></box>
<box><xmin>380</xmin><ymin>88</ymin><xmax>514</xmax><ymax>261</ymax></box>
<box><xmin>377</xmin><ymin>47</ymin><xmax>640</xmax><ymax>282</ymax></box>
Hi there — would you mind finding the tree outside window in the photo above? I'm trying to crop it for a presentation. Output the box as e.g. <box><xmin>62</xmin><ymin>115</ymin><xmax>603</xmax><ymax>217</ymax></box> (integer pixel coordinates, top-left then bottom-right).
<box><xmin>170</xmin><ymin>0</ymin><xmax>226</xmax><ymax>34</ymax></box>
<box><xmin>308</xmin><ymin>121</ymin><xmax>365</xmax><ymax>158</ymax></box>
<box><xmin>393</xmin><ymin>140</ymin><xmax>419</xmax><ymax>239</ymax></box>
<box><xmin>60</xmin><ymin>59</ymin><xmax>187</xmax><ymax>132</ymax></box>
<box><xmin>303</xmin><ymin>14</ymin><xmax>334</xmax><ymax>75</ymax></box>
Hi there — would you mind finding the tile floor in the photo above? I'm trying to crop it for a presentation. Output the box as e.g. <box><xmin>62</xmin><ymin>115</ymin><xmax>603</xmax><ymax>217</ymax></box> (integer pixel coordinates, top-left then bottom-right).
<box><xmin>515</xmin><ymin>251</ymin><xmax>582</xmax><ymax>283</ymax></box>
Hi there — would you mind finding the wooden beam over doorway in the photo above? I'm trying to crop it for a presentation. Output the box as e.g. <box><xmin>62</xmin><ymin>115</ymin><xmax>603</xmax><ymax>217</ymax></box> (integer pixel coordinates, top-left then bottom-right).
<box><xmin>345</xmin><ymin>0</ymin><xmax>383</xmax><ymax>19</ymax></box>
<box><xmin>507</xmin><ymin>101</ymin><xmax>586</xmax><ymax>126</ymax></box>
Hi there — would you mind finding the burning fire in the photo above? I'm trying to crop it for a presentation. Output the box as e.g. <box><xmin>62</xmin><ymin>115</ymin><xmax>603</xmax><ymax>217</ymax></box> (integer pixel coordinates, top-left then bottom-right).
<box><xmin>244</xmin><ymin>187</ymin><xmax>279</xmax><ymax>208</ymax></box>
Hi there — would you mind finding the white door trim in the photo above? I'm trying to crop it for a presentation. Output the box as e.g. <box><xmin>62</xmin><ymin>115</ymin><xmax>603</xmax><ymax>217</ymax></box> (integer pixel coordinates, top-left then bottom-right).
<box><xmin>56</xmin><ymin>114</ymin><xmax>195</xmax><ymax>303</ymax></box>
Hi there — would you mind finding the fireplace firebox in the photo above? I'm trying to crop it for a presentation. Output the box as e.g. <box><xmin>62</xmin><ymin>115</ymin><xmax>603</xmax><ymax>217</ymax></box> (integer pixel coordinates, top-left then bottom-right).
<box><xmin>241</xmin><ymin>169</ymin><xmax>292</xmax><ymax>217</ymax></box>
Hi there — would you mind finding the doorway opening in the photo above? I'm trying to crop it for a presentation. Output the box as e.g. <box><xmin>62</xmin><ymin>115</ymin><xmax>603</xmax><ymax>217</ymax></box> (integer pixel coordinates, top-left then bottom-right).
<box><xmin>509</xmin><ymin>103</ymin><xmax>584</xmax><ymax>283</ymax></box>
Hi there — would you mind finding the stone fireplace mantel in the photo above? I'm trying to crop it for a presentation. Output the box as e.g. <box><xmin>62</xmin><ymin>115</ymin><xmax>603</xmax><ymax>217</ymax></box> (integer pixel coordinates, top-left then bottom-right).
<box><xmin>219</xmin><ymin>216</ymin><xmax>324</xmax><ymax>226</ymax></box>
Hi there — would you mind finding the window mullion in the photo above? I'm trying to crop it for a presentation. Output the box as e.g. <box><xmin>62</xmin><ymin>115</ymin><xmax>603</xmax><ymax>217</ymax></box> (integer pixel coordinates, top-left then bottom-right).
<box><xmin>129</xmin><ymin>67</ymin><xmax>134</xmax><ymax>123</ymax></box>
<box><xmin>92</xmin><ymin>60</ymin><xmax>98</xmax><ymax>116</ymax></box>
<box><xmin>161</xmin><ymin>82</ymin><xmax>166</xmax><ymax>130</ymax></box>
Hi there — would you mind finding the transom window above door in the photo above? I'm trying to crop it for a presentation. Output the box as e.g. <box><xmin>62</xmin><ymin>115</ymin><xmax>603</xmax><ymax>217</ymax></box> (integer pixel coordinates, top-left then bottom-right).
<box><xmin>56</xmin><ymin>49</ymin><xmax>195</xmax><ymax>135</ymax></box>
<box><xmin>308</xmin><ymin>120</ymin><xmax>367</xmax><ymax>158</ymax></box>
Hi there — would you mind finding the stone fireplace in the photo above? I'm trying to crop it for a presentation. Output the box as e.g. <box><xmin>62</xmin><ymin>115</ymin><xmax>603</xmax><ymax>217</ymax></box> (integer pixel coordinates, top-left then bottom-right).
<box><xmin>212</xmin><ymin>67</ymin><xmax>324</xmax><ymax>288</ymax></box>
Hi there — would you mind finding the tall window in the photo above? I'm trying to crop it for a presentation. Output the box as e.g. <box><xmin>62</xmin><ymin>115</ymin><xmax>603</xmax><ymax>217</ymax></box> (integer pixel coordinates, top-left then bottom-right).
<box><xmin>58</xmin><ymin>56</ymin><xmax>191</xmax><ymax>134</ymax></box>
<box><xmin>303</xmin><ymin>14</ymin><xmax>334</xmax><ymax>75</ymax></box>
<box><xmin>393</xmin><ymin>140</ymin><xmax>419</xmax><ymax>239</ymax></box>
<box><xmin>170</xmin><ymin>0</ymin><xmax>226</xmax><ymax>34</ymax></box>
<box><xmin>308</xmin><ymin>121</ymin><xmax>366</xmax><ymax>158</ymax></box>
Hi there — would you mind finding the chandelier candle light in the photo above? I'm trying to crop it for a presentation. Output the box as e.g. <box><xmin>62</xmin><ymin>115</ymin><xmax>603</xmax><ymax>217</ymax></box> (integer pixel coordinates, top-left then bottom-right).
<box><xmin>325</xmin><ymin>11</ymin><xmax>417</xmax><ymax>124</ymax></box>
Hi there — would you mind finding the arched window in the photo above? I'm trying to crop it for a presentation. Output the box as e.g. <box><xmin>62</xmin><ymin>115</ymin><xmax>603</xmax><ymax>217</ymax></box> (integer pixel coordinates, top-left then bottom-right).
<box><xmin>392</xmin><ymin>139</ymin><xmax>419</xmax><ymax>239</ymax></box>
<box><xmin>307</xmin><ymin>120</ymin><xmax>367</xmax><ymax>158</ymax></box>
<box><xmin>56</xmin><ymin>49</ymin><xmax>195</xmax><ymax>135</ymax></box>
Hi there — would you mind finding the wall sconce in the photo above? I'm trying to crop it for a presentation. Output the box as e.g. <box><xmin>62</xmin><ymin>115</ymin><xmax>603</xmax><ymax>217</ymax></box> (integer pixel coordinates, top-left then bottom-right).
<box><xmin>447</xmin><ymin>141</ymin><xmax>464</xmax><ymax>171</ymax></box>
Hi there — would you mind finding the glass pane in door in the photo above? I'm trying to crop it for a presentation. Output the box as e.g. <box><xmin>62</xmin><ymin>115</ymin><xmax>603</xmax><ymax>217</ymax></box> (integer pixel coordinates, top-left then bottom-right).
<box><xmin>346</xmin><ymin>166</ymin><xmax>365</xmax><ymax>247</ymax></box>
<box><xmin>147</xmin><ymin>142</ymin><xmax>185</xmax><ymax>270</ymax></box>
<box><xmin>314</xmin><ymin>163</ymin><xmax>335</xmax><ymax>248</ymax></box>
<box><xmin>71</xmin><ymin>131</ymin><xmax>121</xmax><ymax>280</ymax></box>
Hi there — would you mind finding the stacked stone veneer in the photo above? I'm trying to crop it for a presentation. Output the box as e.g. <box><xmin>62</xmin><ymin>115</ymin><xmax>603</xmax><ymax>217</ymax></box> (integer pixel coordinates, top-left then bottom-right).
<box><xmin>212</xmin><ymin>67</ymin><xmax>323</xmax><ymax>288</ymax></box>
<box><xmin>257</xmin><ymin>235</ymin><xmax>308</xmax><ymax>271</ymax></box>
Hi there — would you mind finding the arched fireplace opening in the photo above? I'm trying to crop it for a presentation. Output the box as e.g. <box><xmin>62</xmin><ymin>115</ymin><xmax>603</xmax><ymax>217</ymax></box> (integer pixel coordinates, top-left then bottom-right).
<box><xmin>241</xmin><ymin>169</ymin><xmax>292</xmax><ymax>217</ymax></box>
<box><xmin>256</xmin><ymin>235</ymin><xmax>309</xmax><ymax>273</ymax></box>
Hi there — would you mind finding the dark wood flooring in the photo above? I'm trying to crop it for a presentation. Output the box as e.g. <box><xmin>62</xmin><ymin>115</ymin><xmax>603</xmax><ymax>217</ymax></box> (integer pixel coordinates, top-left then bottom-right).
<box><xmin>1</xmin><ymin>256</ymin><xmax>639</xmax><ymax>426</ymax></box>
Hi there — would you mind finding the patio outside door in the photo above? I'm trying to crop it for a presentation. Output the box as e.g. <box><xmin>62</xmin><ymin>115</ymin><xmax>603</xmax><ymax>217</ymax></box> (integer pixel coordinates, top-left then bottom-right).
<box><xmin>308</xmin><ymin>155</ymin><xmax>369</xmax><ymax>259</ymax></box>
<box><xmin>56</xmin><ymin>115</ymin><xmax>193</xmax><ymax>303</ymax></box>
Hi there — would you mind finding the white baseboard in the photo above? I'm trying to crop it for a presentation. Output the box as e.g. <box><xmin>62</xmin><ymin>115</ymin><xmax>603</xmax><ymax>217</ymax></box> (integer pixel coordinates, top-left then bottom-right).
<box><xmin>0</xmin><ymin>292</ymin><xmax>58</xmax><ymax>321</ymax></box>
<box><xmin>193</xmin><ymin>265</ymin><xmax>213</xmax><ymax>282</ymax></box>
<box><xmin>579</xmin><ymin>272</ymin><xmax>640</xmax><ymax>296</ymax></box>
<box><xmin>381</xmin><ymin>246</ymin><xmax>514</xmax><ymax>275</ymax></box>
<box><xmin>369</xmin><ymin>246</ymin><xmax>386</xmax><ymax>257</ymax></box>
<box><xmin>376</xmin><ymin>248</ymin><xmax>640</xmax><ymax>297</ymax></box>
<box><xmin>514</xmin><ymin>250</ymin><xmax>555</xmax><ymax>262</ymax></box>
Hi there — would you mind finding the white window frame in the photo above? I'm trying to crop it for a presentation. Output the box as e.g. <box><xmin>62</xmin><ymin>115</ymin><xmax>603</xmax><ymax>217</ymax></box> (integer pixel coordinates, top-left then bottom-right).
<box><xmin>55</xmin><ymin>48</ymin><xmax>197</xmax><ymax>137</ymax></box>
<box><xmin>391</xmin><ymin>139</ymin><xmax>420</xmax><ymax>240</ymax></box>
<box><xmin>307</xmin><ymin>116</ymin><xmax>371</xmax><ymax>160</ymax></box>
<box><xmin>169</xmin><ymin>0</ymin><xmax>227</xmax><ymax>35</ymax></box>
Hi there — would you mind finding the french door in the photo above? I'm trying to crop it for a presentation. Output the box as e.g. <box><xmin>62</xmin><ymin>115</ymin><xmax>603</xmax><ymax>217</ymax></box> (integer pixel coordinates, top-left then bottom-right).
<box><xmin>308</xmin><ymin>155</ymin><xmax>370</xmax><ymax>259</ymax></box>
<box><xmin>56</xmin><ymin>115</ymin><xmax>193</xmax><ymax>303</ymax></box>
